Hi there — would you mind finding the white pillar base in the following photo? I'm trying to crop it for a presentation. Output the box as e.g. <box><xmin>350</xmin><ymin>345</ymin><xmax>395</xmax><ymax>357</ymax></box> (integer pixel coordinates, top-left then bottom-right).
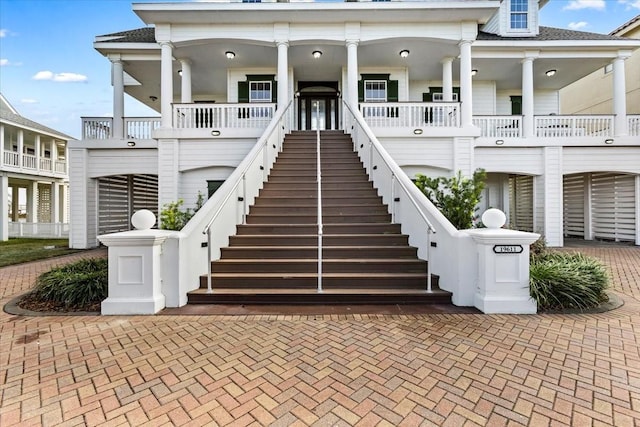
<box><xmin>101</xmin><ymin>296</ymin><xmax>165</xmax><ymax>315</ymax></box>
<box><xmin>474</xmin><ymin>294</ymin><xmax>537</xmax><ymax>315</ymax></box>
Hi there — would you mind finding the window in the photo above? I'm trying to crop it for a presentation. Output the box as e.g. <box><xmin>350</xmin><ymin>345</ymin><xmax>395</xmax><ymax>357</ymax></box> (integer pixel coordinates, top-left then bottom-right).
<box><xmin>510</xmin><ymin>0</ymin><xmax>528</xmax><ymax>30</ymax></box>
<box><xmin>249</xmin><ymin>81</ymin><xmax>272</xmax><ymax>103</ymax></box>
<box><xmin>364</xmin><ymin>80</ymin><xmax>387</xmax><ymax>102</ymax></box>
<box><xmin>432</xmin><ymin>93</ymin><xmax>459</xmax><ymax>102</ymax></box>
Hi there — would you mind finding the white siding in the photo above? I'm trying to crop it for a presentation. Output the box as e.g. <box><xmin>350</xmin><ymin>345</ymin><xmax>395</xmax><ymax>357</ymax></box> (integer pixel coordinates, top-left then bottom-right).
<box><xmin>179</xmin><ymin>139</ymin><xmax>255</xmax><ymax>171</ymax></box>
<box><xmin>472</xmin><ymin>81</ymin><xmax>496</xmax><ymax>116</ymax></box>
<box><xmin>379</xmin><ymin>138</ymin><xmax>453</xmax><ymax>171</ymax></box>
<box><xmin>496</xmin><ymin>90</ymin><xmax>559</xmax><ymax>115</ymax></box>
<box><xmin>475</xmin><ymin>147</ymin><xmax>543</xmax><ymax>175</ymax></box>
<box><xmin>180</xmin><ymin>166</ymin><xmax>236</xmax><ymax>210</ymax></box>
<box><xmin>563</xmin><ymin>147</ymin><xmax>640</xmax><ymax>175</ymax></box>
<box><xmin>542</xmin><ymin>146</ymin><xmax>564</xmax><ymax>246</ymax></box>
<box><xmin>87</xmin><ymin>149</ymin><xmax>158</xmax><ymax>178</ymax></box>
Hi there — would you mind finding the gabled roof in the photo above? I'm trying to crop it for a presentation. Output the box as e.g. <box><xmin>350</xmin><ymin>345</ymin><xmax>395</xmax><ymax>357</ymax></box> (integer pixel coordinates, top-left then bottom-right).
<box><xmin>0</xmin><ymin>94</ymin><xmax>74</xmax><ymax>140</ymax></box>
<box><xmin>610</xmin><ymin>14</ymin><xmax>640</xmax><ymax>37</ymax></box>
<box><xmin>477</xmin><ymin>26</ymin><xmax>628</xmax><ymax>42</ymax></box>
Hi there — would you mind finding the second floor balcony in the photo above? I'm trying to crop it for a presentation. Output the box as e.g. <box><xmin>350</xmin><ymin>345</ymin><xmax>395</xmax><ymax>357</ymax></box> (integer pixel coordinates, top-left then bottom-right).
<box><xmin>80</xmin><ymin>102</ymin><xmax>640</xmax><ymax>144</ymax></box>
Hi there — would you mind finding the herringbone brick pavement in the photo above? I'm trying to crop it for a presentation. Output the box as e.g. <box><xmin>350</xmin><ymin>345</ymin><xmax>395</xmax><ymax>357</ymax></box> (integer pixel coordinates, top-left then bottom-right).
<box><xmin>1</xmin><ymin>244</ymin><xmax>639</xmax><ymax>426</ymax></box>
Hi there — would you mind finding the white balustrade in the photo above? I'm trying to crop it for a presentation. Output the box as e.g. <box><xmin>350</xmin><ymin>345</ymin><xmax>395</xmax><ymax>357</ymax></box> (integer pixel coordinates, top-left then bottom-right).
<box><xmin>361</xmin><ymin>102</ymin><xmax>460</xmax><ymax>128</ymax></box>
<box><xmin>629</xmin><ymin>115</ymin><xmax>640</xmax><ymax>137</ymax></box>
<box><xmin>22</xmin><ymin>154</ymin><xmax>37</xmax><ymax>170</ymax></box>
<box><xmin>125</xmin><ymin>117</ymin><xmax>161</xmax><ymax>139</ymax></box>
<box><xmin>55</xmin><ymin>161</ymin><xmax>67</xmax><ymax>174</ymax></box>
<box><xmin>82</xmin><ymin>117</ymin><xmax>113</xmax><ymax>139</ymax></box>
<box><xmin>9</xmin><ymin>222</ymin><xmax>69</xmax><ymax>238</ymax></box>
<box><xmin>535</xmin><ymin>115</ymin><xmax>612</xmax><ymax>138</ymax></box>
<box><xmin>473</xmin><ymin>116</ymin><xmax>522</xmax><ymax>138</ymax></box>
<box><xmin>40</xmin><ymin>158</ymin><xmax>52</xmax><ymax>172</ymax></box>
<box><xmin>173</xmin><ymin>103</ymin><xmax>275</xmax><ymax>129</ymax></box>
<box><xmin>3</xmin><ymin>151</ymin><xmax>19</xmax><ymax>167</ymax></box>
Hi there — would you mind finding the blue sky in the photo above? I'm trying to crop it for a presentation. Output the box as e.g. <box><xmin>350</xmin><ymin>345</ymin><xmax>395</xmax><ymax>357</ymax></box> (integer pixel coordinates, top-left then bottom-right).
<box><xmin>1</xmin><ymin>0</ymin><xmax>639</xmax><ymax>139</ymax></box>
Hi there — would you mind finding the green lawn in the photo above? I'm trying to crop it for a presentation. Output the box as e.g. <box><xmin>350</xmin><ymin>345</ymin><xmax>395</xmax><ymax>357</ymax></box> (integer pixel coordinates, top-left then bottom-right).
<box><xmin>0</xmin><ymin>238</ymin><xmax>81</xmax><ymax>268</ymax></box>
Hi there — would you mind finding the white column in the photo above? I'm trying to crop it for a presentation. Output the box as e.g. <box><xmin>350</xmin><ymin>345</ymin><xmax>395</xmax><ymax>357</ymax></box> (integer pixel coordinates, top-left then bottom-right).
<box><xmin>11</xmin><ymin>185</ymin><xmax>19</xmax><ymax>221</ymax></box>
<box><xmin>160</xmin><ymin>42</ymin><xmax>174</xmax><ymax>128</ymax></box>
<box><xmin>612</xmin><ymin>55</ymin><xmax>628</xmax><ymax>137</ymax></box>
<box><xmin>522</xmin><ymin>56</ymin><xmax>535</xmax><ymax>138</ymax></box>
<box><xmin>179</xmin><ymin>59</ymin><xmax>192</xmax><ymax>104</ymax></box>
<box><xmin>346</xmin><ymin>40</ymin><xmax>359</xmax><ymax>109</ymax></box>
<box><xmin>51</xmin><ymin>182</ymin><xmax>60</xmax><ymax>224</ymax></box>
<box><xmin>0</xmin><ymin>174</ymin><xmax>8</xmax><ymax>241</ymax></box>
<box><xmin>35</xmin><ymin>135</ymin><xmax>41</xmax><ymax>172</ymax></box>
<box><xmin>442</xmin><ymin>57</ymin><xmax>454</xmax><ymax>102</ymax></box>
<box><xmin>458</xmin><ymin>40</ymin><xmax>473</xmax><ymax>127</ymax></box>
<box><xmin>112</xmin><ymin>58</ymin><xmax>125</xmax><ymax>139</ymax></box>
<box><xmin>0</xmin><ymin>124</ymin><xmax>4</xmax><ymax>168</ymax></box>
<box><xmin>17</xmin><ymin>129</ymin><xmax>23</xmax><ymax>168</ymax></box>
<box><xmin>27</xmin><ymin>181</ymin><xmax>37</xmax><ymax>223</ymax></box>
<box><xmin>277</xmin><ymin>41</ymin><xmax>289</xmax><ymax>110</ymax></box>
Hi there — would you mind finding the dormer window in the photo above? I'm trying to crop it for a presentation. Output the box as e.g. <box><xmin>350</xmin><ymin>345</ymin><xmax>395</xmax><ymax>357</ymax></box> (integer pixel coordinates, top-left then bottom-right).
<box><xmin>510</xmin><ymin>0</ymin><xmax>529</xmax><ymax>30</ymax></box>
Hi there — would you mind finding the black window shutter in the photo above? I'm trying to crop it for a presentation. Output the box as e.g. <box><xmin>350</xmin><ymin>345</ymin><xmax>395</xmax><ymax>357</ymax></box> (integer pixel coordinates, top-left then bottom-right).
<box><xmin>510</xmin><ymin>96</ymin><xmax>522</xmax><ymax>115</ymax></box>
<box><xmin>238</xmin><ymin>81</ymin><xmax>249</xmax><ymax>103</ymax></box>
<box><xmin>358</xmin><ymin>80</ymin><xmax>364</xmax><ymax>102</ymax></box>
<box><xmin>387</xmin><ymin>80</ymin><xmax>398</xmax><ymax>102</ymax></box>
<box><xmin>271</xmin><ymin>81</ymin><xmax>277</xmax><ymax>103</ymax></box>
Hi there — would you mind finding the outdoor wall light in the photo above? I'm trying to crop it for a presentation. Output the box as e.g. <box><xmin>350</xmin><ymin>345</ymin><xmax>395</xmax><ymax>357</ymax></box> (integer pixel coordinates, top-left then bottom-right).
<box><xmin>312</xmin><ymin>50</ymin><xmax>322</xmax><ymax>59</ymax></box>
<box><xmin>471</xmin><ymin>69</ymin><xmax>478</xmax><ymax>76</ymax></box>
<box><xmin>149</xmin><ymin>95</ymin><xmax>158</xmax><ymax>102</ymax></box>
<box><xmin>177</xmin><ymin>69</ymin><xmax>182</xmax><ymax>76</ymax></box>
<box><xmin>545</xmin><ymin>69</ymin><xmax>557</xmax><ymax>77</ymax></box>
<box><xmin>225</xmin><ymin>51</ymin><xmax>236</xmax><ymax>59</ymax></box>
<box><xmin>211</xmin><ymin>130</ymin><xmax>221</xmax><ymax>136</ymax></box>
<box><xmin>127</xmin><ymin>141</ymin><xmax>136</xmax><ymax>147</ymax></box>
<box><xmin>495</xmin><ymin>139</ymin><xmax>505</xmax><ymax>145</ymax></box>
<box><xmin>399</xmin><ymin>50</ymin><xmax>410</xmax><ymax>58</ymax></box>
<box><xmin>604</xmin><ymin>138</ymin><xmax>614</xmax><ymax>144</ymax></box>
<box><xmin>413</xmin><ymin>128</ymin><xmax>423</xmax><ymax>135</ymax></box>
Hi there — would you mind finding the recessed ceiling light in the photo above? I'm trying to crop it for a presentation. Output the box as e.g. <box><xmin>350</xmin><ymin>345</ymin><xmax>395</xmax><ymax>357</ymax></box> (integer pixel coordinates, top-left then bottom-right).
<box><xmin>399</xmin><ymin>50</ymin><xmax>410</xmax><ymax>58</ymax></box>
<box><xmin>312</xmin><ymin>50</ymin><xmax>322</xmax><ymax>59</ymax></box>
<box><xmin>545</xmin><ymin>69</ymin><xmax>556</xmax><ymax>77</ymax></box>
<box><xmin>471</xmin><ymin>69</ymin><xmax>478</xmax><ymax>76</ymax></box>
<box><xmin>225</xmin><ymin>51</ymin><xmax>235</xmax><ymax>59</ymax></box>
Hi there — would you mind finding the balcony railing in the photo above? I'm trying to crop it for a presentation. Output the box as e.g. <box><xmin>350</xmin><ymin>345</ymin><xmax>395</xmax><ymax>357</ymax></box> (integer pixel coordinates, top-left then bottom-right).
<box><xmin>1</xmin><ymin>150</ymin><xmax>67</xmax><ymax>175</ymax></box>
<box><xmin>361</xmin><ymin>102</ymin><xmax>460</xmax><ymax>128</ymax></box>
<box><xmin>9</xmin><ymin>222</ymin><xmax>69</xmax><ymax>238</ymax></box>
<box><xmin>81</xmin><ymin>117</ymin><xmax>162</xmax><ymax>140</ymax></box>
<box><xmin>173</xmin><ymin>103</ymin><xmax>275</xmax><ymax>129</ymax></box>
<box><xmin>629</xmin><ymin>115</ymin><xmax>640</xmax><ymax>137</ymax></box>
<box><xmin>474</xmin><ymin>115</ymin><xmax>626</xmax><ymax>138</ymax></box>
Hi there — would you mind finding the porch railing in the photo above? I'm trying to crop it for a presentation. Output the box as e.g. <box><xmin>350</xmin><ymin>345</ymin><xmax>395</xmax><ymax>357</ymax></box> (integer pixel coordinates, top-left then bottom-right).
<box><xmin>361</xmin><ymin>102</ymin><xmax>460</xmax><ymax>128</ymax></box>
<box><xmin>173</xmin><ymin>103</ymin><xmax>276</xmax><ymax>129</ymax></box>
<box><xmin>9</xmin><ymin>222</ymin><xmax>69</xmax><ymax>238</ymax></box>
<box><xmin>22</xmin><ymin>154</ymin><xmax>37</xmax><ymax>170</ymax></box>
<box><xmin>3</xmin><ymin>151</ymin><xmax>19</xmax><ymax>167</ymax></box>
<box><xmin>125</xmin><ymin>118</ymin><xmax>161</xmax><ymax>139</ymax></box>
<box><xmin>535</xmin><ymin>115</ymin><xmax>612</xmax><ymax>137</ymax></box>
<box><xmin>81</xmin><ymin>117</ymin><xmax>161</xmax><ymax>140</ymax></box>
<box><xmin>1</xmin><ymin>151</ymin><xmax>66</xmax><ymax>174</ymax></box>
<box><xmin>629</xmin><ymin>115</ymin><xmax>640</xmax><ymax>137</ymax></box>
<box><xmin>473</xmin><ymin>116</ymin><xmax>522</xmax><ymax>138</ymax></box>
<box><xmin>82</xmin><ymin>117</ymin><xmax>113</xmax><ymax>139</ymax></box>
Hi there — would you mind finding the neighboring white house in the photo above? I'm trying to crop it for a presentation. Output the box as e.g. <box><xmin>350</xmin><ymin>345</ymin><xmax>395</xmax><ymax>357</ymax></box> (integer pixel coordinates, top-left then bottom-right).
<box><xmin>69</xmin><ymin>0</ymin><xmax>640</xmax><ymax>309</ymax></box>
<box><xmin>1</xmin><ymin>94</ymin><xmax>70</xmax><ymax>241</ymax></box>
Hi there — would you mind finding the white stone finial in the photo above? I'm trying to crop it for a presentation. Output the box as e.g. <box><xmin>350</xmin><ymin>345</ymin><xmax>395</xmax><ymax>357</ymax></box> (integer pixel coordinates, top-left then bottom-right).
<box><xmin>482</xmin><ymin>208</ymin><xmax>506</xmax><ymax>229</ymax></box>
<box><xmin>131</xmin><ymin>209</ymin><xmax>156</xmax><ymax>230</ymax></box>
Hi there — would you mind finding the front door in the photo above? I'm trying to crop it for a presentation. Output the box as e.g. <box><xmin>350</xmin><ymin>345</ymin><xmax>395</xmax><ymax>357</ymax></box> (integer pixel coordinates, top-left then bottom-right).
<box><xmin>297</xmin><ymin>82</ymin><xmax>340</xmax><ymax>131</ymax></box>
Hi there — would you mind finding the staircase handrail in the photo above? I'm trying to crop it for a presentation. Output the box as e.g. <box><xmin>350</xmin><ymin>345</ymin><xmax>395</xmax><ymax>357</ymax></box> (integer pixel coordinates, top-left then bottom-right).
<box><xmin>201</xmin><ymin>99</ymin><xmax>293</xmax><ymax>293</ymax></box>
<box><xmin>343</xmin><ymin>101</ymin><xmax>442</xmax><ymax>292</ymax></box>
<box><xmin>315</xmin><ymin>104</ymin><xmax>323</xmax><ymax>292</ymax></box>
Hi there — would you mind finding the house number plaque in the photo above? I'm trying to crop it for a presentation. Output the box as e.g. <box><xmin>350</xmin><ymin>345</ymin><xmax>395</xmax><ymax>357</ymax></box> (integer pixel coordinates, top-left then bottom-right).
<box><xmin>493</xmin><ymin>245</ymin><xmax>523</xmax><ymax>254</ymax></box>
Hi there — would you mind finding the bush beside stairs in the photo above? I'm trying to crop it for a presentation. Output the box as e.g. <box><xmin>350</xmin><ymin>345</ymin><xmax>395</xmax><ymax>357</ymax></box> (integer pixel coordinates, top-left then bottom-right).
<box><xmin>188</xmin><ymin>130</ymin><xmax>451</xmax><ymax>304</ymax></box>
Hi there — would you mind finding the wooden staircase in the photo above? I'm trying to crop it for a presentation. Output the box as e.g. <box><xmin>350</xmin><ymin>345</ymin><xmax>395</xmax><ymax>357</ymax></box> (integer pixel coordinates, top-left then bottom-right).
<box><xmin>188</xmin><ymin>130</ymin><xmax>451</xmax><ymax>304</ymax></box>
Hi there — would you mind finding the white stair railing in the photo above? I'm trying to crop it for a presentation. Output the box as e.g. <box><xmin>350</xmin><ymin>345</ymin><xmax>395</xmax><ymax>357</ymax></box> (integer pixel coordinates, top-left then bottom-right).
<box><xmin>315</xmin><ymin>102</ymin><xmax>323</xmax><ymax>293</ymax></box>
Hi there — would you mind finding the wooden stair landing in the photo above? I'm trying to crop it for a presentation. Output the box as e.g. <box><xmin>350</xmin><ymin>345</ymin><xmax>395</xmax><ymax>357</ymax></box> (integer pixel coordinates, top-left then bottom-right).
<box><xmin>189</xmin><ymin>130</ymin><xmax>450</xmax><ymax>305</ymax></box>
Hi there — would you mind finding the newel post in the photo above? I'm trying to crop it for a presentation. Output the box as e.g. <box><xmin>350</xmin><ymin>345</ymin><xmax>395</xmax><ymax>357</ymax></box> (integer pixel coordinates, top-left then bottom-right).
<box><xmin>98</xmin><ymin>210</ymin><xmax>176</xmax><ymax>315</ymax></box>
<box><xmin>465</xmin><ymin>209</ymin><xmax>540</xmax><ymax>314</ymax></box>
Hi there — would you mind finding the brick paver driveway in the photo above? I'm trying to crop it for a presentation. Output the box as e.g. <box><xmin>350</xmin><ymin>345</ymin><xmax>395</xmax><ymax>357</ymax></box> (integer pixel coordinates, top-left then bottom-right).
<box><xmin>1</xmin><ymin>243</ymin><xmax>639</xmax><ymax>426</ymax></box>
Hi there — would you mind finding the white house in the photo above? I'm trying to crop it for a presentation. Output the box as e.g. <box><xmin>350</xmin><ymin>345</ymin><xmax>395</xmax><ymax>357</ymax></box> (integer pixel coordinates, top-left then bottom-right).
<box><xmin>69</xmin><ymin>0</ymin><xmax>640</xmax><ymax>311</ymax></box>
<box><xmin>1</xmin><ymin>94</ymin><xmax>70</xmax><ymax>241</ymax></box>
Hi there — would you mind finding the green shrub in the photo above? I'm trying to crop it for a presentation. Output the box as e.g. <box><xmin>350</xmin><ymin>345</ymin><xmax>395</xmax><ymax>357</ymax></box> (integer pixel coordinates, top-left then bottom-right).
<box><xmin>160</xmin><ymin>192</ymin><xmax>205</xmax><ymax>231</ymax></box>
<box><xmin>415</xmin><ymin>169</ymin><xmax>487</xmax><ymax>229</ymax></box>
<box><xmin>530</xmin><ymin>252</ymin><xmax>609</xmax><ymax>311</ymax></box>
<box><xmin>30</xmin><ymin>258</ymin><xmax>108</xmax><ymax>309</ymax></box>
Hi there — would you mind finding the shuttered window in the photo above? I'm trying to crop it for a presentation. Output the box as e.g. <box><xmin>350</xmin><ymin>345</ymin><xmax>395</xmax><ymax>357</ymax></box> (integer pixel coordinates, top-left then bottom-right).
<box><xmin>508</xmin><ymin>175</ymin><xmax>533</xmax><ymax>232</ymax></box>
<box><xmin>592</xmin><ymin>173</ymin><xmax>636</xmax><ymax>242</ymax></box>
<box><xmin>98</xmin><ymin>174</ymin><xmax>158</xmax><ymax>235</ymax></box>
<box><xmin>563</xmin><ymin>174</ymin><xmax>585</xmax><ymax>238</ymax></box>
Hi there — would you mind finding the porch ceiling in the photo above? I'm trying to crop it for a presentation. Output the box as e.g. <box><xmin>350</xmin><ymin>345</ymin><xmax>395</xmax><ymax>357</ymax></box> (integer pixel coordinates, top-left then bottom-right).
<box><xmin>120</xmin><ymin>39</ymin><xmax>621</xmax><ymax>111</ymax></box>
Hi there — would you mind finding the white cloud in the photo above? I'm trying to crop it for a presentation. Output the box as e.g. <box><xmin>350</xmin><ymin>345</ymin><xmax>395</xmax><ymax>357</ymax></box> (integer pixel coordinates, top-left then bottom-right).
<box><xmin>0</xmin><ymin>29</ymin><xmax>7</xmax><ymax>38</ymax></box>
<box><xmin>21</xmin><ymin>99</ymin><xmax>38</xmax><ymax>104</ymax></box>
<box><xmin>618</xmin><ymin>0</ymin><xmax>640</xmax><ymax>10</ymax></box>
<box><xmin>32</xmin><ymin>70</ymin><xmax>88</xmax><ymax>82</ymax></box>
<box><xmin>0</xmin><ymin>59</ymin><xmax>8</xmax><ymax>66</ymax></box>
<box><xmin>568</xmin><ymin>21</ymin><xmax>589</xmax><ymax>30</ymax></box>
<box><xmin>564</xmin><ymin>0</ymin><xmax>606</xmax><ymax>10</ymax></box>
